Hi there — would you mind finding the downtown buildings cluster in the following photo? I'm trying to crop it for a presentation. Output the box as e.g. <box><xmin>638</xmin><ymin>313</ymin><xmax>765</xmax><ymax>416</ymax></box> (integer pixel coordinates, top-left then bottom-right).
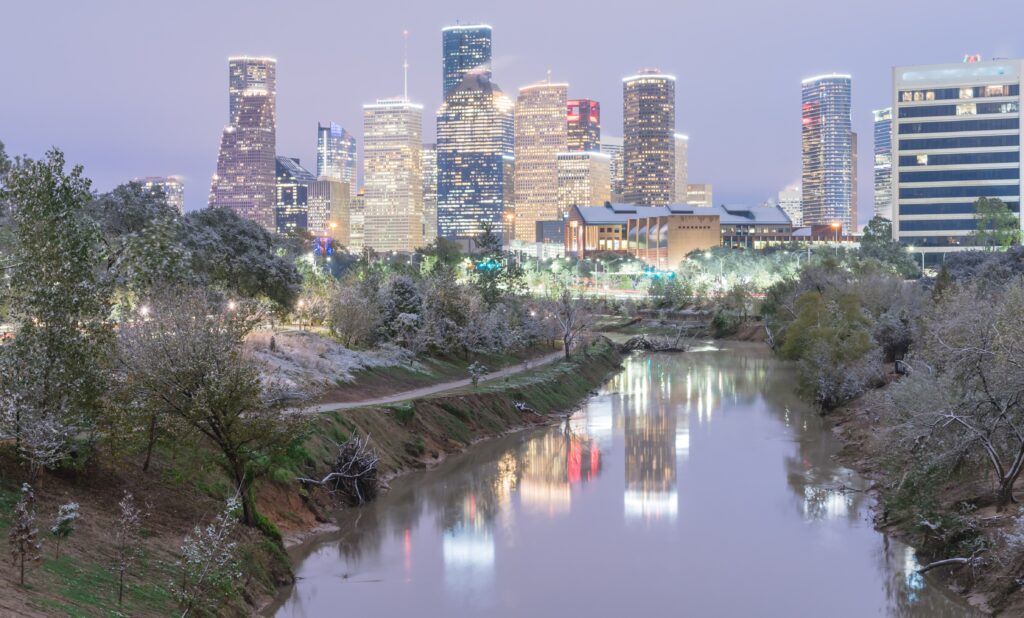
<box><xmin>195</xmin><ymin>25</ymin><xmax>1024</xmax><ymax>265</ymax></box>
<box><xmin>203</xmin><ymin>24</ymin><xmax>713</xmax><ymax>258</ymax></box>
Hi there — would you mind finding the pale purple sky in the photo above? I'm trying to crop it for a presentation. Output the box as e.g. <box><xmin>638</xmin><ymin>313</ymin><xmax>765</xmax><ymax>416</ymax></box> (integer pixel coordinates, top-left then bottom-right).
<box><xmin>3</xmin><ymin>0</ymin><xmax>1023</xmax><ymax>224</ymax></box>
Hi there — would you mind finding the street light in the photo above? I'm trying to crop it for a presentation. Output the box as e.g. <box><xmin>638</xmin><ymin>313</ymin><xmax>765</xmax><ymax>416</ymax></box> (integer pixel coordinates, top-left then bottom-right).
<box><xmin>830</xmin><ymin>221</ymin><xmax>841</xmax><ymax>257</ymax></box>
<box><xmin>907</xmin><ymin>244</ymin><xmax>925</xmax><ymax>274</ymax></box>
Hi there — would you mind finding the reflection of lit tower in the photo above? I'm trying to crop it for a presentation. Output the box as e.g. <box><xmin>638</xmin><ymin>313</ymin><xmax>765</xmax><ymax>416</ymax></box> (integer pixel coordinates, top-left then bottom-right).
<box><xmin>620</xmin><ymin>358</ymin><xmax>678</xmax><ymax>521</ymax></box>
<box><xmin>442</xmin><ymin>493</ymin><xmax>495</xmax><ymax>595</ymax></box>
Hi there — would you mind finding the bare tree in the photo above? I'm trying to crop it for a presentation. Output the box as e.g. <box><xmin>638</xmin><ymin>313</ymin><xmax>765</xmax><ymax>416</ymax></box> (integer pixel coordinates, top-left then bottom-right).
<box><xmin>174</xmin><ymin>497</ymin><xmax>241</xmax><ymax>618</ymax></box>
<box><xmin>550</xmin><ymin>285</ymin><xmax>592</xmax><ymax>360</ymax></box>
<box><xmin>8</xmin><ymin>483</ymin><xmax>40</xmax><ymax>585</ymax></box>
<box><xmin>889</xmin><ymin>279</ymin><xmax>1024</xmax><ymax>509</ymax></box>
<box><xmin>113</xmin><ymin>491</ymin><xmax>143</xmax><ymax>606</ymax></box>
<box><xmin>298</xmin><ymin>435</ymin><xmax>380</xmax><ymax>506</ymax></box>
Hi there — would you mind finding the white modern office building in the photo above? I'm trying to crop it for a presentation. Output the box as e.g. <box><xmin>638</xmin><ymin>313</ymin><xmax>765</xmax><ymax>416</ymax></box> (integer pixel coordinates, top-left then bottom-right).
<box><xmin>892</xmin><ymin>57</ymin><xmax>1023</xmax><ymax>256</ymax></box>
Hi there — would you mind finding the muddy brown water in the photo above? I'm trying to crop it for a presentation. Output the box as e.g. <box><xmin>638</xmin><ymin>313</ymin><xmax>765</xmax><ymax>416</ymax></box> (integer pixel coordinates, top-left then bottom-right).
<box><xmin>269</xmin><ymin>343</ymin><xmax>980</xmax><ymax>617</ymax></box>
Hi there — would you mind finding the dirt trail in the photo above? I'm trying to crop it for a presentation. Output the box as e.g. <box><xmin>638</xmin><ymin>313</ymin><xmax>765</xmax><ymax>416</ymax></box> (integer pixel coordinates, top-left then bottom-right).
<box><xmin>303</xmin><ymin>350</ymin><xmax>565</xmax><ymax>414</ymax></box>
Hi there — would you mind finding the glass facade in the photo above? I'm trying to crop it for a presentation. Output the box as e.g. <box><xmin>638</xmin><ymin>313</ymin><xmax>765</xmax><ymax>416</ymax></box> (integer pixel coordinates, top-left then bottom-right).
<box><xmin>274</xmin><ymin>156</ymin><xmax>316</xmax><ymax>234</ymax></box>
<box><xmin>136</xmin><ymin>176</ymin><xmax>185</xmax><ymax>214</ymax></box>
<box><xmin>442</xmin><ymin>25</ymin><xmax>492</xmax><ymax>99</ymax></box>
<box><xmin>600</xmin><ymin>136</ymin><xmax>624</xmax><ymax>200</ymax></box>
<box><xmin>514</xmin><ymin>82</ymin><xmax>568</xmax><ymax>242</ymax></box>
<box><xmin>421</xmin><ymin>143</ymin><xmax>438</xmax><ymax>244</ymax></box>
<box><xmin>209</xmin><ymin>56</ymin><xmax>277</xmax><ymax>230</ymax></box>
<box><xmin>567</xmin><ymin>99</ymin><xmax>601</xmax><ymax>152</ymax></box>
<box><xmin>557</xmin><ymin>152</ymin><xmax>611</xmax><ymax>216</ymax></box>
<box><xmin>801</xmin><ymin>74</ymin><xmax>854</xmax><ymax>232</ymax></box>
<box><xmin>873</xmin><ymin>108</ymin><xmax>893</xmax><ymax>219</ymax></box>
<box><xmin>674</xmin><ymin>134</ymin><xmax>689</xmax><ymax>203</ymax></box>
<box><xmin>893</xmin><ymin>58</ymin><xmax>1024</xmax><ymax>252</ymax></box>
<box><xmin>363</xmin><ymin>98</ymin><xmax>424</xmax><ymax>253</ymax></box>
<box><xmin>623</xmin><ymin>70</ymin><xmax>676</xmax><ymax>206</ymax></box>
<box><xmin>316</xmin><ymin>122</ymin><xmax>357</xmax><ymax>184</ymax></box>
<box><xmin>436</xmin><ymin>71</ymin><xmax>514</xmax><ymax>241</ymax></box>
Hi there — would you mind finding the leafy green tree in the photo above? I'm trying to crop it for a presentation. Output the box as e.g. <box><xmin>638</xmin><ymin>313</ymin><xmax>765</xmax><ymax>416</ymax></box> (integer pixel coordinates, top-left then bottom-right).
<box><xmin>0</xmin><ymin>149</ymin><xmax>112</xmax><ymax>477</ymax></box>
<box><xmin>179</xmin><ymin>208</ymin><xmax>301</xmax><ymax>310</ymax></box>
<box><xmin>973</xmin><ymin>197</ymin><xmax>1021</xmax><ymax>250</ymax></box>
<box><xmin>860</xmin><ymin>216</ymin><xmax>920</xmax><ymax>277</ymax></box>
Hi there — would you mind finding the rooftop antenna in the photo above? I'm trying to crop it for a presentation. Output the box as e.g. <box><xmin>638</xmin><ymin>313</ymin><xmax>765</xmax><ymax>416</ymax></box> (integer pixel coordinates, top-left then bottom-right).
<box><xmin>403</xmin><ymin>29</ymin><xmax>410</xmax><ymax>100</ymax></box>
<box><xmin>547</xmin><ymin>69</ymin><xmax>552</xmax><ymax>84</ymax></box>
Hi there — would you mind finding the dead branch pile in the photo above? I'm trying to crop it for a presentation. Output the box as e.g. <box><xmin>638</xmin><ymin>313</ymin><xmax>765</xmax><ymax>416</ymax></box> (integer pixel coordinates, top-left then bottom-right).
<box><xmin>298</xmin><ymin>435</ymin><xmax>380</xmax><ymax>506</ymax></box>
<box><xmin>619</xmin><ymin>335</ymin><xmax>687</xmax><ymax>353</ymax></box>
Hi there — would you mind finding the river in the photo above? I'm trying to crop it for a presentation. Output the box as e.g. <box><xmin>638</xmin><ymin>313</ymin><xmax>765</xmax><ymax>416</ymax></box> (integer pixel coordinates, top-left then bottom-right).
<box><xmin>270</xmin><ymin>343</ymin><xmax>978</xmax><ymax>617</ymax></box>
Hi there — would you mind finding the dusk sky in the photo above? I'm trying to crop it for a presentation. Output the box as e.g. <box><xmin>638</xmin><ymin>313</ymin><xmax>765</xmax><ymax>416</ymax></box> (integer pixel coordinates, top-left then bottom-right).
<box><xmin>3</xmin><ymin>0</ymin><xmax>1024</xmax><ymax>224</ymax></box>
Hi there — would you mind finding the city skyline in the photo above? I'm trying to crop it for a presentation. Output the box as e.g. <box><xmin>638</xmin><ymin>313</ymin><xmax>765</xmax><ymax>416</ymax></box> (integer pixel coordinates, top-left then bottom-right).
<box><xmin>4</xmin><ymin>0</ymin><xmax>1024</xmax><ymax>224</ymax></box>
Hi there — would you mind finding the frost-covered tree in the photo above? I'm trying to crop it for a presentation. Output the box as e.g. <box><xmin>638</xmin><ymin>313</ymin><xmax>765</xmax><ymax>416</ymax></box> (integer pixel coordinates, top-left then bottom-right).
<box><xmin>50</xmin><ymin>501</ymin><xmax>80</xmax><ymax>559</ymax></box>
<box><xmin>328</xmin><ymin>285</ymin><xmax>380</xmax><ymax>348</ymax></box>
<box><xmin>117</xmin><ymin>290</ymin><xmax>304</xmax><ymax>527</ymax></box>
<box><xmin>113</xmin><ymin>491</ymin><xmax>143</xmax><ymax>605</ymax></box>
<box><xmin>8</xmin><ymin>483</ymin><xmax>41</xmax><ymax>585</ymax></box>
<box><xmin>0</xmin><ymin>149</ymin><xmax>112</xmax><ymax>477</ymax></box>
<box><xmin>550</xmin><ymin>284</ymin><xmax>592</xmax><ymax>360</ymax></box>
<box><xmin>174</xmin><ymin>497</ymin><xmax>241</xmax><ymax>617</ymax></box>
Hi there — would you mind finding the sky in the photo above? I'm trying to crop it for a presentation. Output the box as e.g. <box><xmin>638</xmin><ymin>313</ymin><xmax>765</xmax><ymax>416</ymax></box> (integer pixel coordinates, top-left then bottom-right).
<box><xmin>3</xmin><ymin>0</ymin><xmax>1024</xmax><ymax>226</ymax></box>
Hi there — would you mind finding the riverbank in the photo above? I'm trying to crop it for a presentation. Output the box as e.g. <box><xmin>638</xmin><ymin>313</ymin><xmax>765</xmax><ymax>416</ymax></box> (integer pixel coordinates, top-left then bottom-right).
<box><xmin>829</xmin><ymin>374</ymin><xmax>1024</xmax><ymax>616</ymax></box>
<box><xmin>258</xmin><ymin>337</ymin><xmax>623</xmax><ymax>541</ymax></box>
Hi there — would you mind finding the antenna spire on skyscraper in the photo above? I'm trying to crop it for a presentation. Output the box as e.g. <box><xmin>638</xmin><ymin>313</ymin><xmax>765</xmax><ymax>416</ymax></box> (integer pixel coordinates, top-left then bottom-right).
<box><xmin>403</xmin><ymin>29</ymin><xmax>410</xmax><ymax>100</ymax></box>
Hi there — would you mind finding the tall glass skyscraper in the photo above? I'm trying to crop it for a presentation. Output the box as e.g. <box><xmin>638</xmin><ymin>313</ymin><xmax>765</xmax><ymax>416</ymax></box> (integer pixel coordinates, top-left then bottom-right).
<box><xmin>422</xmin><ymin>143</ymin><xmax>438</xmax><ymax>244</ymax></box>
<box><xmin>514</xmin><ymin>82</ymin><xmax>568</xmax><ymax>242</ymax></box>
<box><xmin>209</xmin><ymin>56</ymin><xmax>277</xmax><ymax>230</ymax></box>
<box><xmin>436</xmin><ymin>70</ymin><xmax>514</xmax><ymax>242</ymax></box>
<box><xmin>801</xmin><ymin>74</ymin><xmax>854</xmax><ymax>232</ymax></box>
<box><xmin>872</xmin><ymin>109</ymin><xmax>893</xmax><ymax>221</ymax></box>
<box><xmin>600</xmin><ymin>135</ymin><xmax>624</xmax><ymax>200</ymax></box>
<box><xmin>274</xmin><ymin>156</ymin><xmax>316</xmax><ymax>234</ymax></box>
<box><xmin>892</xmin><ymin>58</ymin><xmax>1023</xmax><ymax>255</ymax></box>
<box><xmin>623</xmin><ymin>69</ymin><xmax>676</xmax><ymax>206</ymax></box>
<box><xmin>674</xmin><ymin>134</ymin><xmax>689</xmax><ymax>203</ymax></box>
<box><xmin>363</xmin><ymin>98</ymin><xmax>424</xmax><ymax>253</ymax></box>
<box><xmin>442</xmin><ymin>24</ymin><xmax>492</xmax><ymax>99</ymax></box>
<box><xmin>316</xmin><ymin>122</ymin><xmax>357</xmax><ymax>184</ymax></box>
<box><xmin>567</xmin><ymin>99</ymin><xmax>601</xmax><ymax>152</ymax></box>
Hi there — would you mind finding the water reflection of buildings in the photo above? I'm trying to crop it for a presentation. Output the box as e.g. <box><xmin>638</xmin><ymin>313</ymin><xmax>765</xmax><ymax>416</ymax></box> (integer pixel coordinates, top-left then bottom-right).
<box><xmin>443</xmin><ymin>494</ymin><xmax>496</xmax><ymax>594</ymax></box>
<box><xmin>519</xmin><ymin>425</ymin><xmax>602</xmax><ymax>516</ymax></box>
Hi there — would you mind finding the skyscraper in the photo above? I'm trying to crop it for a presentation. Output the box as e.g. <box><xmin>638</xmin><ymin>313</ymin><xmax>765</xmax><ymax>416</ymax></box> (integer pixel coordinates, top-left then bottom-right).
<box><xmin>623</xmin><ymin>69</ymin><xmax>676</xmax><ymax>206</ymax></box>
<box><xmin>422</xmin><ymin>143</ymin><xmax>438</xmax><ymax>244</ymax></box>
<box><xmin>363</xmin><ymin>97</ymin><xmax>424</xmax><ymax>253</ymax></box>
<box><xmin>778</xmin><ymin>185</ymin><xmax>803</xmax><ymax>226</ymax></box>
<box><xmin>600</xmin><ymin>135</ymin><xmax>624</xmax><ymax>200</ymax></box>
<box><xmin>567</xmin><ymin>99</ymin><xmax>601</xmax><ymax>152</ymax></box>
<box><xmin>308</xmin><ymin>178</ymin><xmax>350</xmax><ymax>243</ymax></box>
<box><xmin>514</xmin><ymin>81</ymin><xmax>568</xmax><ymax>242</ymax></box>
<box><xmin>872</xmin><ymin>108</ymin><xmax>893</xmax><ymax>220</ymax></box>
<box><xmin>442</xmin><ymin>24</ymin><xmax>492</xmax><ymax>99</ymax></box>
<box><xmin>274</xmin><ymin>156</ymin><xmax>316</xmax><ymax>234</ymax></box>
<box><xmin>685</xmin><ymin>183</ymin><xmax>713</xmax><ymax>208</ymax></box>
<box><xmin>316</xmin><ymin>122</ymin><xmax>357</xmax><ymax>184</ymax></box>
<box><xmin>436</xmin><ymin>70</ymin><xmax>515</xmax><ymax>242</ymax></box>
<box><xmin>209</xmin><ymin>56</ymin><xmax>277</xmax><ymax>230</ymax></box>
<box><xmin>135</xmin><ymin>176</ymin><xmax>185</xmax><ymax>214</ymax></box>
<box><xmin>892</xmin><ymin>58</ymin><xmax>1024</xmax><ymax>255</ymax></box>
<box><xmin>674</xmin><ymin>134</ymin><xmax>689</xmax><ymax>202</ymax></box>
<box><xmin>801</xmin><ymin>73</ymin><xmax>854</xmax><ymax>232</ymax></box>
<box><xmin>557</xmin><ymin>152</ymin><xmax>611</xmax><ymax>214</ymax></box>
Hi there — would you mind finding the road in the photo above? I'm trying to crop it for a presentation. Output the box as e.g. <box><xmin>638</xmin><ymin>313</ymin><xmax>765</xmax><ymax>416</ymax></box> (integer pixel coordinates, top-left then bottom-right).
<box><xmin>305</xmin><ymin>350</ymin><xmax>566</xmax><ymax>414</ymax></box>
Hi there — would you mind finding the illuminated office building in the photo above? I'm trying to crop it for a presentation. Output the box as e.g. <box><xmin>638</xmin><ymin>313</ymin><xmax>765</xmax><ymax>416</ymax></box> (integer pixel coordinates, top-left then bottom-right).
<box><xmin>567</xmin><ymin>99</ymin><xmax>601</xmax><ymax>152</ymax></box>
<box><xmin>136</xmin><ymin>176</ymin><xmax>184</xmax><ymax>214</ymax></box>
<box><xmin>557</xmin><ymin>152</ymin><xmax>611</xmax><ymax>214</ymax></box>
<box><xmin>873</xmin><ymin>108</ymin><xmax>893</xmax><ymax>220</ymax></box>
<box><xmin>514</xmin><ymin>81</ymin><xmax>568</xmax><ymax>242</ymax></box>
<box><xmin>316</xmin><ymin>122</ymin><xmax>357</xmax><ymax>184</ymax></box>
<box><xmin>422</xmin><ymin>143</ymin><xmax>438</xmax><ymax>244</ymax></box>
<box><xmin>601</xmin><ymin>135</ymin><xmax>624</xmax><ymax>200</ymax></box>
<box><xmin>436</xmin><ymin>70</ymin><xmax>515</xmax><ymax>241</ymax></box>
<box><xmin>778</xmin><ymin>185</ymin><xmax>802</xmax><ymax>226</ymax></box>
<box><xmin>274</xmin><ymin>156</ymin><xmax>315</xmax><ymax>234</ymax></box>
<box><xmin>623</xmin><ymin>69</ymin><xmax>676</xmax><ymax>206</ymax></box>
<box><xmin>801</xmin><ymin>73</ymin><xmax>854</xmax><ymax>232</ymax></box>
<box><xmin>363</xmin><ymin>97</ymin><xmax>424</xmax><ymax>253</ymax></box>
<box><xmin>442</xmin><ymin>24</ymin><xmax>492</xmax><ymax>98</ymax></box>
<box><xmin>892</xmin><ymin>58</ymin><xmax>1024</xmax><ymax>255</ymax></box>
<box><xmin>349</xmin><ymin>189</ymin><xmax>365</xmax><ymax>251</ymax></box>
<box><xmin>309</xmin><ymin>178</ymin><xmax>350</xmax><ymax>243</ymax></box>
<box><xmin>674</xmin><ymin>134</ymin><xmax>689</xmax><ymax>203</ymax></box>
<box><xmin>209</xmin><ymin>56</ymin><xmax>277</xmax><ymax>230</ymax></box>
<box><xmin>686</xmin><ymin>183</ymin><xmax>713</xmax><ymax>208</ymax></box>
